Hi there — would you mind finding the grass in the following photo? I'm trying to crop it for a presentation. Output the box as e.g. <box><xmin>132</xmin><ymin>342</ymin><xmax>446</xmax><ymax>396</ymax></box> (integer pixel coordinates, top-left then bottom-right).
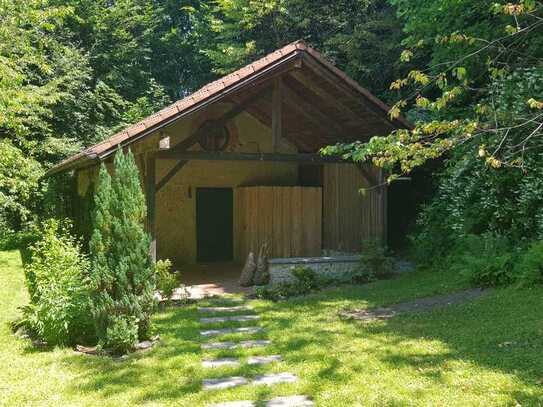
<box><xmin>1</xmin><ymin>249</ymin><xmax>543</xmax><ymax>406</ymax></box>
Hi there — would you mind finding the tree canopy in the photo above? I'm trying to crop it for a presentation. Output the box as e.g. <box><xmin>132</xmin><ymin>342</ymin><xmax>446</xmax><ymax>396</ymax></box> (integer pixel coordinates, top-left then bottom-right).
<box><xmin>2</xmin><ymin>0</ymin><xmax>543</xmax><ymax>283</ymax></box>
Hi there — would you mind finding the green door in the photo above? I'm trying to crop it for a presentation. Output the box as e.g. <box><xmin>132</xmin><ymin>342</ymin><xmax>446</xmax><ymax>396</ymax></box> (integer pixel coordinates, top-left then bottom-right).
<box><xmin>196</xmin><ymin>188</ymin><xmax>233</xmax><ymax>262</ymax></box>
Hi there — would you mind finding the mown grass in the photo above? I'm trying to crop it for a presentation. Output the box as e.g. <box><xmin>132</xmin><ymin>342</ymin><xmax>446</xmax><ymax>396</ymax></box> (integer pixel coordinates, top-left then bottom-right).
<box><xmin>1</xmin><ymin>249</ymin><xmax>542</xmax><ymax>406</ymax></box>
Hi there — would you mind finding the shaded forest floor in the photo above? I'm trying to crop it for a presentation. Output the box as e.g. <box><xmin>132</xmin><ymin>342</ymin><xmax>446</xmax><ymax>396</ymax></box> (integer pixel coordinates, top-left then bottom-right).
<box><xmin>1</xmin><ymin>250</ymin><xmax>542</xmax><ymax>406</ymax></box>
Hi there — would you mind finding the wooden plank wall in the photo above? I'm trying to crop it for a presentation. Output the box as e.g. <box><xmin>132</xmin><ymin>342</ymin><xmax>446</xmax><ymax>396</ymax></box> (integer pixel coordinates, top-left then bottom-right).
<box><xmin>323</xmin><ymin>164</ymin><xmax>385</xmax><ymax>252</ymax></box>
<box><xmin>234</xmin><ymin>186</ymin><xmax>322</xmax><ymax>262</ymax></box>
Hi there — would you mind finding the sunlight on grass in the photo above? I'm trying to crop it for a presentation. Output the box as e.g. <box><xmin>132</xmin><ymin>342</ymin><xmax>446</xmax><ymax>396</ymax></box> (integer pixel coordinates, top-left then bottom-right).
<box><xmin>1</xmin><ymin>250</ymin><xmax>542</xmax><ymax>406</ymax></box>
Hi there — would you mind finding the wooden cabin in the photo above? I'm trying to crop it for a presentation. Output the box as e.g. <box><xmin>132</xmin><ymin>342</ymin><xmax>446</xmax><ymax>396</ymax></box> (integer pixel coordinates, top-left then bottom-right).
<box><xmin>48</xmin><ymin>40</ymin><xmax>410</xmax><ymax>266</ymax></box>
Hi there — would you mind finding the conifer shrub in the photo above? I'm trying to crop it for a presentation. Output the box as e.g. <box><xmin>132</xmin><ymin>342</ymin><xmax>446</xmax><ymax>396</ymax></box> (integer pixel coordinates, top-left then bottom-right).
<box><xmin>89</xmin><ymin>148</ymin><xmax>155</xmax><ymax>352</ymax></box>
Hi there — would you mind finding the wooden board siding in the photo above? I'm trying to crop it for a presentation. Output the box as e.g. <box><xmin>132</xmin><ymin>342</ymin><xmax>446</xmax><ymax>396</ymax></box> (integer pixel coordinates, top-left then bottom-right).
<box><xmin>234</xmin><ymin>186</ymin><xmax>322</xmax><ymax>262</ymax></box>
<box><xmin>323</xmin><ymin>164</ymin><xmax>385</xmax><ymax>252</ymax></box>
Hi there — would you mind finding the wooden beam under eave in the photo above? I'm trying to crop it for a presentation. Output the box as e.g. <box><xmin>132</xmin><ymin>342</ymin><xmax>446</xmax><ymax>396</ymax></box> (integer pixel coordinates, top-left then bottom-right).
<box><xmin>155</xmin><ymin>150</ymin><xmax>351</xmax><ymax>164</ymax></box>
<box><xmin>145</xmin><ymin>155</ymin><xmax>157</xmax><ymax>262</ymax></box>
<box><xmin>272</xmin><ymin>77</ymin><xmax>283</xmax><ymax>152</ymax></box>
<box><xmin>281</xmin><ymin>79</ymin><xmax>347</xmax><ymax>142</ymax></box>
<box><xmin>300</xmin><ymin>56</ymin><xmax>397</xmax><ymax>131</ymax></box>
<box><xmin>288</xmin><ymin>70</ymin><xmax>362</xmax><ymax>124</ymax></box>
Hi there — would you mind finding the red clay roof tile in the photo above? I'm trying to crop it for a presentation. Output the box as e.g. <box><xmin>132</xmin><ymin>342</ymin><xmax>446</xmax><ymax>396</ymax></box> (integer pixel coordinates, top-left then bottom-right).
<box><xmin>48</xmin><ymin>39</ymin><xmax>408</xmax><ymax>175</ymax></box>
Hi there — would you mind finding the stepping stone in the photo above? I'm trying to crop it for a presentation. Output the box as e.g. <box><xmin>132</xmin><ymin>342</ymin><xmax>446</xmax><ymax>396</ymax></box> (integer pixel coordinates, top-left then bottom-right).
<box><xmin>203</xmin><ymin>376</ymin><xmax>248</xmax><ymax>390</ymax></box>
<box><xmin>202</xmin><ymin>341</ymin><xmax>236</xmax><ymax>350</ymax></box>
<box><xmin>252</xmin><ymin>372</ymin><xmax>298</xmax><ymax>386</ymax></box>
<box><xmin>247</xmin><ymin>355</ymin><xmax>282</xmax><ymax>365</ymax></box>
<box><xmin>209</xmin><ymin>396</ymin><xmax>313</xmax><ymax>407</ymax></box>
<box><xmin>238</xmin><ymin>340</ymin><xmax>271</xmax><ymax>348</ymax></box>
<box><xmin>266</xmin><ymin>395</ymin><xmax>314</xmax><ymax>406</ymax></box>
<box><xmin>202</xmin><ymin>358</ymin><xmax>240</xmax><ymax>368</ymax></box>
<box><xmin>199</xmin><ymin>306</ymin><xmax>251</xmax><ymax>313</ymax></box>
<box><xmin>202</xmin><ymin>340</ymin><xmax>271</xmax><ymax>350</ymax></box>
<box><xmin>200</xmin><ymin>315</ymin><xmax>260</xmax><ymax>324</ymax></box>
<box><xmin>200</xmin><ymin>327</ymin><xmax>263</xmax><ymax>337</ymax></box>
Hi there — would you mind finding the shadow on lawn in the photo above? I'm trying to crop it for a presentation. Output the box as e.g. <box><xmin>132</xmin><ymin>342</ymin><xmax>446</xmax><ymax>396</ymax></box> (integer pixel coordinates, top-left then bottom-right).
<box><xmin>59</xmin><ymin>272</ymin><xmax>543</xmax><ymax>406</ymax></box>
<box><xmin>60</xmin><ymin>305</ymin><xmax>204</xmax><ymax>403</ymax></box>
<box><xmin>257</xmin><ymin>283</ymin><xmax>543</xmax><ymax>405</ymax></box>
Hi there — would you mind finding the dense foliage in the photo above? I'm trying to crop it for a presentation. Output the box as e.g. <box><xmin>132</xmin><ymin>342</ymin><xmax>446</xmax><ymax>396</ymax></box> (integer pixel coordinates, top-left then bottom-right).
<box><xmin>21</xmin><ymin>220</ymin><xmax>93</xmax><ymax>346</ymax></box>
<box><xmin>89</xmin><ymin>149</ymin><xmax>155</xmax><ymax>352</ymax></box>
<box><xmin>3</xmin><ymin>0</ymin><xmax>543</xmax><ymax>288</ymax></box>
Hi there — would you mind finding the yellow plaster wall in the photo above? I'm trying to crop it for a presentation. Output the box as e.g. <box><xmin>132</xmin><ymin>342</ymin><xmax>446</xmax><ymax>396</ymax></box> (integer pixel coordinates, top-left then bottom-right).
<box><xmin>155</xmin><ymin>105</ymin><xmax>299</xmax><ymax>265</ymax></box>
<box><xmin>76</xmin><ymin>103</ymin><xmax>300</xmax><ymax>265</ymax></box>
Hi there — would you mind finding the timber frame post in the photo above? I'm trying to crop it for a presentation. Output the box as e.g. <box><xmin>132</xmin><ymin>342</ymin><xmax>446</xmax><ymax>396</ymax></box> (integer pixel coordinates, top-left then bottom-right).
<box><xmin>272</xmin><ymin>77</ymin><xmax>283</xmax><ymax>152</ymax></box>
<box><xmin>145</xmin><ymin>155</ymin><xmax>157</xmax><ymax>262</ymax></box>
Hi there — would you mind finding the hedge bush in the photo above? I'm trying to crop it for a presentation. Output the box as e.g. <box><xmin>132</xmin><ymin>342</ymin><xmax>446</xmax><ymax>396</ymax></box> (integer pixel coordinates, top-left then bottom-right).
<box><xmin>22</xmin><ymin>219</ymin><xmax>94</xmax><ymax>345</ymax></box>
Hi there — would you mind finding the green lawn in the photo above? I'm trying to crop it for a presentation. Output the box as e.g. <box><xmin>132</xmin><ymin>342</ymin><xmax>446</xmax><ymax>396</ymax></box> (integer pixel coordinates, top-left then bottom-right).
<box><xmin>1</xmin><ymin>249</ymin><xmax>542</xmax><ymax>406</ymax></box>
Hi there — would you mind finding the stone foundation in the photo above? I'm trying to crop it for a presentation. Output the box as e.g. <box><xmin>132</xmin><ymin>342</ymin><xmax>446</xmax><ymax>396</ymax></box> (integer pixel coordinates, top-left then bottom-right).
<box><xmin>268</xmin><ymin>256</ymin><xmax>360</xmax><ymax>285</ymax></box>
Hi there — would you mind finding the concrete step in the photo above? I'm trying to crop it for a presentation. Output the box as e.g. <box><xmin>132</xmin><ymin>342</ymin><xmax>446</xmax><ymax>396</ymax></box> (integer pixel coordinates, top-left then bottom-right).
<box><xmin>202</xmin><ymin>340</ymin><xmax>271</xmax><ymax>350</ymax></box>
<box><xmin>203</xmin><ymin>376</ymin><xmax>248</xmax><ymax>390</ymax></box>
<box><xmin>247</xmin><ymin>355</ymin><xmax>282</xmax><ymax>365</ymax></box>
<box><xmin>252</xmin><ymin>372</ymin><xmax>298</xmax><ymax>386</ymax></box>
<box><xmin>203</xmin><ymin>372</ymin><xmax>298</xmax><ymax>391</ymax></box>
<box><xmin>209</xmin><ymin>395</ymin><xmax>313</xmax><ymax>407</ymax></box>
<box><xmin>200</xmin><ymin>315</ymin><xmax>260</xmax><ymax>324</ymax></box>
<box><xmin>202</xmin><ymin>358</ymin><xmax>240</xmax><ymax>368</ymax></box>
<box><xmin>202</xmin><ymin>355</ymin><xmax>282</xmax><ymax>368</ymax></box>
<box><xmin>200</xmin><ymin>326</ymin><xmax>263</xmax><ymax>337</ymax></box>
<box><xmin>199</xmin><ymin>306</ymin><xmax>251</xmax><ymax>313</ymax></box>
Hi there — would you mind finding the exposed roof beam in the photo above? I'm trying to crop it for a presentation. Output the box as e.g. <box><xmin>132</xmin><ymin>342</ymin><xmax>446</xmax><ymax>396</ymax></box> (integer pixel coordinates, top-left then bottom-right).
<box><xmin>301</xmin><ymin>54</ymin><xmax>398</xmax><ymax>131</ymax></box>
<box><xmin>154</xmin><ymin>150</ymin><xmax>351</xmax><ymax>164</ymax></box>
<box><xmin>288</xmin><ymin>70</ymin><xmax>363</xmax><ymax>124</ymax></box>
<box><xmin>281</xmin><ymin>78</ymin><xmax>348</xmax><ymax>140</ymax></box>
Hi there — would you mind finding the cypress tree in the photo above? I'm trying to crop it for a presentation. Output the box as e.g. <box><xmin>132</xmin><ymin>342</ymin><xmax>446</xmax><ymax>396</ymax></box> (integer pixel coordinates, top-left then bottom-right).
<box><xmin>89</xmin><ymin>148</ymin><xmax>155</xmax><ymax>351</ymax></box>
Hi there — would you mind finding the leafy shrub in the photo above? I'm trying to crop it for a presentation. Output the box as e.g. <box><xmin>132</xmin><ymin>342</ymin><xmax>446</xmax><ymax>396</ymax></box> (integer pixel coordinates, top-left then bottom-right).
<box><xmin>156</xmin><ymin>259</ymin><xmax>178</xmax><ymax>300</ymax></box>
<box><xmin>515</xmin><ymin>241</ymin><xmax>543</xmax><ymax>286</ymax></box>
<box><xmin>355</xmin><ymin>240</ymin><xmax>394</xmax><ymax>282</ymax></box>
<box><xmin>104</xmin><ymin>315</ymin><xmax>139</xmax><ymax>355</ymax></box>
<box><xmin>291</xmin><ymin>266</ymin><xmax>318</xmax><ymax>291</ymax></box>
<box><xmin>256</xmin><ymin>266</ymin><xmax>318</xmax><ymax>301</ymax></box>
<box><xmin>22</xmin><ymin>219</ymin><xmax>93</xmax><ymax>345</ymax></box>
<box><xmin>449</xmin><ymin>234</ymin><xmax>514</xmax><ymax>286</ymax></box>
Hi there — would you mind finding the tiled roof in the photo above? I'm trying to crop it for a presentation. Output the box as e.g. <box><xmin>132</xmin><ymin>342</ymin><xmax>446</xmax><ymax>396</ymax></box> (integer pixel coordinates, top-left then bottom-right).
<box><xmin>48</xmin><ymin>40</ymin><xmax>409</xmax><ymax>175</ymax></box>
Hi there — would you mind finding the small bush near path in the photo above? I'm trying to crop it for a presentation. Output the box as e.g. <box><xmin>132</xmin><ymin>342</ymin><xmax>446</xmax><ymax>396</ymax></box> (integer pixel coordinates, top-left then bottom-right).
<box><xmin>19</xmin><ymin>219</ymin><xmax>93</xmax><ymax>346</ymax></box>
<box><xmin>155</xmin><ymin>259</ymin><xmax>180</xmax><ymax>301</ymax></box>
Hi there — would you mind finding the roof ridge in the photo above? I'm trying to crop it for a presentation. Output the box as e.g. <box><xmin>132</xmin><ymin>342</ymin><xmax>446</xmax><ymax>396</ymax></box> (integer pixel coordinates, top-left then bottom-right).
<box><xmin>86</xmin><ymin>41</ymin><xmax>307</xmax><ymax>155</ymax></box>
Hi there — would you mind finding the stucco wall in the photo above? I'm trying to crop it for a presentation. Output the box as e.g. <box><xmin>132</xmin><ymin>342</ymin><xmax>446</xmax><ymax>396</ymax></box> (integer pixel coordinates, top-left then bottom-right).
<box><xmin>155</xmin><ymin>105</ymin><xmax>298</xmax><ymax>265</ymax></box>
<box><xmin>75</xmin><ymin>103</ymin><xmax>299</xmax><ymax>265</ymax></box>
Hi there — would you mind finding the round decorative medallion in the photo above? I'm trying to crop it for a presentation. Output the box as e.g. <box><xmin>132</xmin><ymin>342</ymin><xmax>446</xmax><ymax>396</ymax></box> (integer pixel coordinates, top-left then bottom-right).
<box><xmin>198</xmin><ymin>120</ymin><xmax>230</xmax><ymax>151</ymax></box>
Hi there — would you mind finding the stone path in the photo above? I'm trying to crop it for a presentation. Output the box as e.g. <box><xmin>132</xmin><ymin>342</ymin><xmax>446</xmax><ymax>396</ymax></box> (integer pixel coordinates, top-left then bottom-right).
<box><xmin>199</xmin><ymin>299</ymin><xmax>313</xmax><ymax>406</ymax></box>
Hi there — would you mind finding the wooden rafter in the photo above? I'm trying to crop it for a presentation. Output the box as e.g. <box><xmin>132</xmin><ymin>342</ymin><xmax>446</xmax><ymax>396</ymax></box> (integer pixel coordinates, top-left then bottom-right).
<box><xmin>301</xmin><ymin>55</ymin><xmax>397</xmax><ymax>131</ymax></box>
<box><xmin>288</xmin><ymin>70</ymin><xmax>362</xmax><ymax>124</ymax></box>
<box><xmin>281</xmin><ymin>78</ymin><xmax>347</xmax><ymax>140</ymax></box>
<box><xmin>154</xmin><ymin>150</ymin><xmax>351</xmax><ymax>164</ymax></box>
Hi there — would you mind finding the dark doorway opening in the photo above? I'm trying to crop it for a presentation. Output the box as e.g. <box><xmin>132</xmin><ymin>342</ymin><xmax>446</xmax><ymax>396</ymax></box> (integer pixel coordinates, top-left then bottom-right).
<box><xmin>196</xmin><ymin>188</ymin><xmax>233</xmax><ymax>262</ymax></box>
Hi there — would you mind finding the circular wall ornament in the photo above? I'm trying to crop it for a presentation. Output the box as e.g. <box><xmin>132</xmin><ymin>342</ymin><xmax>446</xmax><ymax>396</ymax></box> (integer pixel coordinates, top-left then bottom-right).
<box><xmin>198</xmin><ymin>120</ymin><xmax>230</xmax><ymax>151</ymax></box>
